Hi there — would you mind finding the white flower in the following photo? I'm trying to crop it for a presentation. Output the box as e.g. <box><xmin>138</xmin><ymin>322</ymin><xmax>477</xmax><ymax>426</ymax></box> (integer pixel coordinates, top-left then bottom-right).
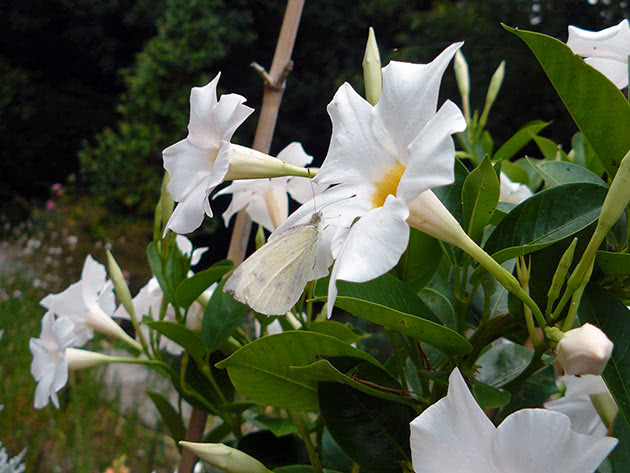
<box><xmin>410</xmin><ymin>368</ymin><xmax>617</xmax><ymax>473</ymax></box>
<box><xmin>545</xmin><ymin>375</ymin><xmax>617</xmax><ymax>437</ymax></box>
<box><xmin>276</xmin><ymin>43</ymin><xmax>467</xmax><ymax>317</ymax></box>
<box><xmin>567</xmin><ymin>19</ymin><xmax>630</xmax><ymax>89</ymax></box>
<box><xmin>216</xmin><ymin>142</ymin><xmax>323</xmax><ymax>231</ymax></box>
<box><xmin>29</xmin><ymin>312</ymin><xmax>75</xmax><ymax>408</ymax></box>
<box><xmin>163</xmin><ymin>73</ymin><xmax>254</xmax><ymax>234</ymax></box>
<box><xmin>499</xmin><ymin>172</ymin><xmax>533</xmax><ymax>204</ymax></box>
<box><xmin>115</xmin><ymin>277</ymin><xmax>215</xmax><ymax>355</ymax></box>
<box><xmin>40</xmin><ymin>255</ymin><xmax>125</xmax><ymax>346</ymax></box>
<box><xmin>557</xmin><ymin>323</ymin><xmax>613</xmax><ymax>375</ymax></box>
<box><xmin>175</xmin><ymin>235</ymin><xmax>209</xmax><ymax>266</ymax></box>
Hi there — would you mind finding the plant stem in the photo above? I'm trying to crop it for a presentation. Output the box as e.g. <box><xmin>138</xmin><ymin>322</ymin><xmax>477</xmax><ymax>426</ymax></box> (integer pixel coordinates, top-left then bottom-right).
<box><xmin>290</xmin><ymin>410</ymin><xmax>322</xmax><ymax>473</ymax></box>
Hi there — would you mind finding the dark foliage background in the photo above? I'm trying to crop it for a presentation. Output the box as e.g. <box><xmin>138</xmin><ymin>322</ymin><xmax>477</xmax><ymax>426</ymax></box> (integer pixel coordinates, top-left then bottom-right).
<box><xmin>1</xmin><ymin>0</ymin><xmax>627</xmax><ymax>219</ymax></box>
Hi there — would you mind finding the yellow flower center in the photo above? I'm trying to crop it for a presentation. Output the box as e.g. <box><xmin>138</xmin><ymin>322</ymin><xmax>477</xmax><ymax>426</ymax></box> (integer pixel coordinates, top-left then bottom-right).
<box><xmin>371</xmin><ymin>162</ymin><xmax>406</xmax><ymax>208</ymax></box>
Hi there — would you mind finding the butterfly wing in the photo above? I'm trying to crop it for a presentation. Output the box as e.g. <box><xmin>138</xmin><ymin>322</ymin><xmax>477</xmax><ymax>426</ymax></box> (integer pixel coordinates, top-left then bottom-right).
<box><xmin>224</xmin><ymin>222</ymin><xmax>320</xmax><ymax>315</ymax></box>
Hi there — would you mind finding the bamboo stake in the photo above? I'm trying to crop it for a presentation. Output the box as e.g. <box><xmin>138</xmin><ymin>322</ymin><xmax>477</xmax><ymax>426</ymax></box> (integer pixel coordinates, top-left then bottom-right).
<box><xmin>178</xmin><ymin>2</ymin><xmax>305</xmax><ymax>472</ymax></box>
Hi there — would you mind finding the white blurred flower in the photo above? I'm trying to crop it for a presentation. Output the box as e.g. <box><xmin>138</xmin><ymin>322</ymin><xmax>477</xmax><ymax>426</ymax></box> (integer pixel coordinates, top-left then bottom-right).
<box><xmin>499</xmin><ymin>172</ymin><xmax>532</xmax><ymax>204</ymax></box>
<box><xmin>40</xmin><ymin>255</ymin><xmax>126</xmax><ymax>346</ymax></box>
<box><xmin>545</xmin><ymin>375</ymin><xmax>617</xmax><ymax>437</ymax></box>
<box><xmin>557</xmin><ymin>323</ymin><xmax>613</xmax><ymax>376</ymax></box>
<box><xmin>410</xmin><ymin>368</ymin><xmax>617</xmax><ymax>473</ymax></box>
<box><xmin>175</xmin><ymin>235</ymin><xmax>209</xmax><ymax>266</ymax></box>
<box><xmin>29</xmin><ymin>312</ymin><xmax>75</xmax><ymax>408</ymax></box>
<box><xmin>567</xmin><ymin>19</ymin><xmax>630</xmax><ymax>89</ymax></box>
<box><xmin>216</xmin><ymin>142</ymin><xmax>323</xmax><ymax>231</ymax></box>
<box><xmin>115</xmin><ymin>277</ymin><xmax>215</xmax><ymax>355</ymax></box>
<box><xmin>276</xmin><ymin>43</ymin><xmax>467</xmax><ymax>317</ymax></box>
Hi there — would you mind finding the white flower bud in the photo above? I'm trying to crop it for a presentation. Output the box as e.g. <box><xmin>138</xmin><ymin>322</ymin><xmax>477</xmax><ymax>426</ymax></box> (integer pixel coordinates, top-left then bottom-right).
<box><xmin>557</xmin><ymin>323</ymin><xmax>613</xmax><ymax>376</ymax></box>
<box><xmin>179</xmin><ymin>442</ymin><xmax>273</xmax><ymax>473</ymax></box>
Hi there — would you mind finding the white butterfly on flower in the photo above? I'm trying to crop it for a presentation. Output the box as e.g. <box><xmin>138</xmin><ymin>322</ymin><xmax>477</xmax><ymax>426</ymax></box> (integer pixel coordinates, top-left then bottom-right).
<box><xmin>276</xmin><ymin>43</ymin><xmax>468</xmax><ymax>317</ymax></box>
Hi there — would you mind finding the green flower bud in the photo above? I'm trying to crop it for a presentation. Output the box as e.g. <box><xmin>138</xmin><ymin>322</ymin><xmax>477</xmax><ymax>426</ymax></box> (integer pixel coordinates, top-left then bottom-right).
<box><xmin>362</xmin><ymin>27</ymin><xmax>382</xmax><ymax>106</ymax></box>
<box><xmin>480</xmin><ymin>60</ymin><xmax>505</xmax><ymax>128</ymax></box>
<box><xmin>547</xmin><ymin>238</ymin><xmax>577</xmax><ymax>314</ymax></box>
<box><xmin>179</xmin><ymin>442</ymin><xmax>273</xmax><ymax>473</ymax></box>
<box><xmin>454</xmin><ymin>50</ymin><xmax>470</xmax><ymax>122</ymax></box>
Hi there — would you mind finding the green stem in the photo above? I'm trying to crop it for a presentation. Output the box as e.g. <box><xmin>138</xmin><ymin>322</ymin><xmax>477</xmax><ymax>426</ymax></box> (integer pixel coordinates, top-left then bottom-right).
<box><xmin>289</xmin><ymin>410</ymin><xmax>322</xmax><ymax>473</ymax></box>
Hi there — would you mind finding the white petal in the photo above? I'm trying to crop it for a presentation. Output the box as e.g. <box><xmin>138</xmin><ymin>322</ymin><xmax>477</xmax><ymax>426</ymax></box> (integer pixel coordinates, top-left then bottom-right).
<box><xmin>191</xmin><ymin>247</ymin><xmax>209</xmax><ymax>266</ymax></box>
<box><xmin>210</xmin><ymin>93</ymin><xmax>254</xmax><ymax>142</ymax></box>
<box><xmin>164</xmin><ymin>138</ymin><xmax>213</xmax><ymax>202</ymax></box>
<box><xmin>567</xmin><ymin>20</ymin><xmax>630</xmax><ymax>62</ymax></box>
<box><xmin>52</xmin><ymin>356</ymin><xmax>68</xmax><ymax>392</ymax></box>
<box><xmin>176</xmin><ymin>235</ymin><xmax>194</xmax><ymax>256</ymax></box>
<box><xmin>410</xmin><ymin>368</ymin><xmax>497</xmax><ymax>473</ymax></box>
<box><xmin>276</xmin><ymin>141</ymin><xmax>313</xmax><ymax>167</ymax></box>
<box><xmin>315</xmin><ymin>82</ymin><xmax>396</xmax><ymax>187</ymax></box>
<box><xmin>187</xmin><ymin>74</ymin><xmax>220</xmax><ymax>149</ymax></box>
<box><xmin>40</xmin><ymin>281</ymin><xmax>86</xmax><ymax>316</ymax></box>
<box><xmin>499</xmin><ymin>172</ymin><xmax>533</xmax><ymax>204</ymax></box>
<box><xmin>286</xmin><ymin>176</ymin><xmax>326</xmax><ymax>204</ymax></box>
<box><xmin>493</xmin><ymin>409</ymin><xmax>617</xmax><ymax>473</ymax></box>
<box><xmin>96</xmin><ymin>280</ymin><xmax>116</xmax><ymax>316</ymax></box>
<box><xmin>54</xmin><ymin>316</ymin><xmax>76</xmax><ymax>349</ymax></box>
<box><xmin>166</xmin><ymin>179</ymin><xmax>211</xmax><ymax>235</ymax></box>
<box><xmin>34</xmin><ymin>370</ymin><xmax>55</xmax><ymax>409</ymax></box>
<box><xmin>584</xmin><ymin>57</ymin><xmax>628</xmax><ymax>89</ymax></box>
<box><xmin>327</xmin><ymin>196</ymin><xmax>409</xmax><ymax>317</ymax></box>
<box><xmin>398</xmin><ymin>100</ymin><xmax>466</xmax><ymax>203</ymax></box>
<box><xmin>30</xmin><ymin>338</ymin><xmax>52</xmax><ymax>380</ymax></box>
<box><xmin>80</xmin><ymin>255</ymin><xmax>107</xmax><ymax>308</ymax></box>
<box><xmin>376</xmin><ymin>43</ymin><xmax>463</xmax><ymax>149</ymax></box>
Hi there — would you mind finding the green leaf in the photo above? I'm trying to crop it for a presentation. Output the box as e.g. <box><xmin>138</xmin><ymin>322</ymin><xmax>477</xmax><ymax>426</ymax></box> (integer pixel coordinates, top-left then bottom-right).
<box><xmin>215</xmin><ymin>331</ymin><xmax>380</xmax><ymax>410</ymax></box>
<box><xmin>146</xmin><ymin>391</ymin><xmax>186</xmax><ymax>449</ymax></box>
<box><xmin>495</xmin><ymin>366</ymin><xmax>558</xmax><ymax>424</ymax></box>
<box><xmin>506</xmin><ymin>26</ymin><xmax>630</xmax><ymax>179</ymax></box>
<box><xmin>255</xmin><ymin>414</ymin><xmax>298</xmax><ymax>437</ymax></box>
<box><xmin>318</xmin><ymin>361</ymin><xmax>415</xmax><ymax>473</ymax></box>
<box><xmin>501</xmin><ymin>160</ymin><xmax>530</xmax><ymax>186</ymax></box>
<box><xmin>273</xmin><ymin>467</ymin><xmax>343</xmax><ymax>473</ymax></box>
<box><xmin>462</xmin><ymin>155</ymin><xmax>500</xmax><ymax>243</ymax></box>
<box><xmin>202</xmin><ymin>281</ymin><xmax>248</xmax><ymax>352</ymax></box>
<box><xmin>596</xmin><ymin>251</ymin><xmax>630</xmax><ymax>276</ymax></box>
<box><xmin>472</xmin><ymin>382</ymin><xmax>511</xmax><ymax>409</ymax></box>
<box><xmin>578</xmin><ymin>285</ymin><xmax>630</xmax><ymax>436</ymax></box>
<box><xmin>610</xmin><ymin>416</ymin><xmax>630</xmax><ymax>473</ymax></box>
<box><xmin>397</xmin><ymin>228</ymin><xmax>442</xmax><ymax>292</ymax></box>
<box><xmin>475</xmin><ymin>343</ymin><xmax>534</xmax><ymax>388</ymax></box>
<box><xmin>531</xmin><ymin>160</ymin><xmax>606</xmax><ymax>187</ymax></box>
<box><xmin>291</xmin><ymin>358</ymin><xmax>419</xmax><ymax>407</ymax></box>
<box><xmin>433</xmin><ymin>158</ymin><xmax>469</xmax><ymax>225</ymax></box>
<box><xmin>175</xmin><ymin>262</ymin><xmax>233</xmax><ymax>310</ymax></box>
<box><xmin>305</xmin><ymin>320</ymin><xmax>364</xmax><ymax>344</ymax></box>
<box><xmin>494</xmin><ymin>120</ymin><xmax>551</xmax><ymax>162</ymax></box>
<box><xmin>572</xmin><ymin>132</ymin><xmax>604</xmax><ymax>177</ymax></box>
<box><xmin>533</xmin><ymin>135</ymin><xmax>568</xmax><ymax>161</ymax></box>
<box><xmin>145</xmin><ymin>321</ymin><xmax>207</xmax><ymax>362</ymax></box>
<box><xmin>147</xmin><ymin>241</ymin><xmax>177</xmax><ymax>306</ymax></box>
<box><xmin>483</xmin><ymin>183</ymin><xmax>607</xmax><ymax>263</ymax></box>
<box><xmin>313</xmin><ymin>274</ymin><xmax>471</xmax><ymax>355</ymax></box>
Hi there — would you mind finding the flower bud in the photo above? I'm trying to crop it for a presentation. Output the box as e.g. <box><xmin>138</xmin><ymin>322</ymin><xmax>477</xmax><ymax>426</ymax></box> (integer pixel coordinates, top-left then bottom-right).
<box><xmin>225</xmin><ymin>144</ymin><xmax>314</xmax><ymax>180</ymax></box>
<box><xmin>557</xmin><ymin>323</ymin><xmax>613</xmax><ymax>375</ymax></box>
<box><xmin>453</xmin><ymin>50</ymin><xmax>470</xmax><ymax>122</ymax></box>
<box><xmin>479</xmin><ymin>60</ymin><xmax>505</xmax><ymax>128</ymax></box>
<box><xmin>362</xmin><ymin>27</ymin><xmax>382</xmax><ymax>106</ymax></box>
<box><xmin>66</xmin><ymin>347</ymin><xmax>114</xmax><ymax>370</ymax></box>
<box><xmin>179</xmin><ymin>442</ymin><xmax>273</xmax><ymax>473</ymax></box>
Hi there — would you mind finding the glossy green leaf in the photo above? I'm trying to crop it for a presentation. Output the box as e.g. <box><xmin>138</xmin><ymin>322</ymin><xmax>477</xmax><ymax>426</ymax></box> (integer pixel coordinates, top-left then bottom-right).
<box><xmin>215</xmin><ymin>331</ymin><xmax>380</xmax><ymax>410</ymax></box>
<box><xmin>578</xmin><ymin>285</ymin><xmax>630</xmax><ymax>436</ymax></box>
<box><xmin>433</xmin><ymin>158</ymin><xmax>469</xmax><ymax>225</ymax></box>
<box><xmin>476</xmin><ymin>343</ymin><xmax>533</xmax><ymax>388</ymax></box>
<box><xmin>610</xmin><ymin>416</ymin><xmax>630</xmax><ymax>473</ymax></box>
<box><xmin>493</xmin><ymin>120</ymin><xmax>550</xmax><ymax>162</ymax></box>
<box><xmin>483</xmin><ymin>183</ymin><xmax>607</xmax><ymax>263</ymax></box>
<box><xmin>255</xmin><ymin>414</ymin><xmax>298</xmax><ymax>437</ymax></box>
<box><xmin>274</xmin><ymin>467</ymin><xmax>342</xmax><ymax>473</ymax></box>
<box><xmin>531</xmin><ymin>160</ymin><xmax>606</xmax><ymax>187</ymax></box>
<box><xmin>596</xmin><ymin>251</ymin><xmax>630</xmax><ymax>276</ymax></box>
<box><xmin>501</xmin><ymin>160</ymin><xmax>530</xmax><ymax>186</ymax></box>
<box><xmin>533</xmin><ymin>135</ymin><xmax>568</xmax><ymax>161</ymax></box>
<box><xmin>571</xmin><ymin>132</ymin><xmax>604</xmax><ymax>177</ymax></box>
<box><xmin>318</xmin><ymin>361</ymin><xmax>415</xmax><ymax>473</ymax></box>
<box><xmin>175</xmin><ymin>262</ymin><xmax>233</xmax><ymax>309</ymax></box>
<box><xmin>506</xmin><ymin>26</ymin><xmax>630</xmax><ymax>179</ymax></box>
<box><xmin>145</xmin><ymin>321</ymin><xmax>207</xmax><ymax>362</ymax></box>
<box><xmin>305</xmin><ymin>320</ymin><xmax>364</xmax><ymax>344</ymax></box>
<box><xmin>397</xmin><ymin>228</ymin><xmax>442</xmax><ymax>292</ymax></box>
<box><xmin>291</xmin><ymin>358</ymin><xmax>419</xmax><ymax>407</ymax></box>
<box><xmin>146</xmin><ymin>391</ymin><xmax>186</xmax><ymax>450</ymax></box>
<box><xmin>462</xmin><ymin>155</ymin><xmax>500</xmax><ymax>243</ymax></box>
<box><xmin>202</xmin><ymin>281</ymin><xmax>248</xmax><ymax>352</ymax></box>
<box><xmin>472</xmin><ymin>382</ymin><xmax>511</xmax><ymax>409</ymax></box>
<box><xmin>313</xmin><ymin>275</ymin><xmax>471</xmax><ymax>355</ymax></box>
<box><xmin>514</xmin><ymin>157</ymin><xmax>543</xmax><ymax>190</ymax></box>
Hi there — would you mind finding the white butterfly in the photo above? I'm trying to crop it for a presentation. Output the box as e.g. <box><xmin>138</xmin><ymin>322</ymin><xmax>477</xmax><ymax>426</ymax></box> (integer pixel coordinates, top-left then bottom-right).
<box><xmin>224</xmin><ymin>212</ymin><xmax>324</xmax><ymax>315</ymax></box>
